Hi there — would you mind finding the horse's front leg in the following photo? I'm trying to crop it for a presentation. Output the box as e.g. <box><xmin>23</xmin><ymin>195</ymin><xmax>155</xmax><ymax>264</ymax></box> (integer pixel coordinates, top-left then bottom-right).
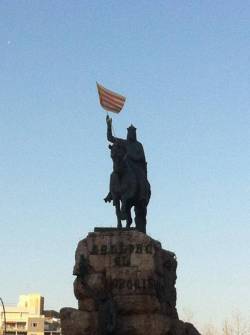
<box><xmin>120</xmin><ymin>197</ymin><xmax>128</xmax><ymax>221</ymax></box>
<box><xmin>115</xmin><ymin>200</ymin><xmax>122</xmax><ymax>229</ymax></box>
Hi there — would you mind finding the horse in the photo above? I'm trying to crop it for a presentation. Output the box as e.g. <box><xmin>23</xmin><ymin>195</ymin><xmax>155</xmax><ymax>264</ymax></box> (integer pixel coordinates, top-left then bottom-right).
<box><xmin>104</xmin><ymin>141</ymin><xmax>150</xmax><ymax>233</ymax></box>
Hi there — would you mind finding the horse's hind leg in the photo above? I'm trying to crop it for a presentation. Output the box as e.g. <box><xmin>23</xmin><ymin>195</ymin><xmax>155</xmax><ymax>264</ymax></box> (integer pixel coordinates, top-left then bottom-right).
<box><xmin>115</xmin><ymin>201</ymin><xmax>122</xmax><ymax>229</ymax></box>
<box><xmin>134</xmin><ymin>202</ymin><xmax>147</xmax><ymax>233</ymax></box>
<box><xmin>126</xmin><ymin>207</ymin><xmax>132</xmax><ymax>229</ymax></box>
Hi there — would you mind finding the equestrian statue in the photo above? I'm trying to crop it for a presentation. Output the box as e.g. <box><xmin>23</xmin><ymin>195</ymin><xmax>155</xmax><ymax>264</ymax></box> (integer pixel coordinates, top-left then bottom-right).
<box><xmin>104</xmin><ymin>115</ymin><xmax>151</xmax><ymax>233</ymax></box>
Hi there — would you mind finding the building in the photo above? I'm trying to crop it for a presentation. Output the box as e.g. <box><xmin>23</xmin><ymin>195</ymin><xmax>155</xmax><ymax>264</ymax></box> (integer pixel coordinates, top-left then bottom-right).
<box><xmin>0</xmin><ymin>294</ymin><xmax>61</xmax><ymax>335</ymax></box>
<box><xmin>43</xmin><ymin>311</ymin><xmax>60</xmax><ymax>335</ymax></box>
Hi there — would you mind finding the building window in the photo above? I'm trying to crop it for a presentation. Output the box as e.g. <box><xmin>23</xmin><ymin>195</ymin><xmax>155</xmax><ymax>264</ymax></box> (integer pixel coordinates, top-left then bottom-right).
<box><xmin>32</xmin><ymin>322</ymin><xmax>37</xmax><ymax>327</ymax></box>
<box><xmin>17</xmin><ymin>322</ymin><xmax>26</xmax><ymax>329</ymax></box>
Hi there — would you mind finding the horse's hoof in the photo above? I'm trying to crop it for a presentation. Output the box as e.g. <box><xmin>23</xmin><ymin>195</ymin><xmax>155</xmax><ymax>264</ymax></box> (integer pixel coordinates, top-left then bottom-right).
<box><xmin>117</xmin><ymin>224</ymin><xmax>122</xmax><ymax>229</ymax></box>
<box><xmin>120</xmin><ymin>212</ymin><xmax>127</xmax><ymax>220</ymax></box>
<box><xmin>126</xmin><ymin>221</ymin><xmax>132</xmax><ymax>229</ymax></box>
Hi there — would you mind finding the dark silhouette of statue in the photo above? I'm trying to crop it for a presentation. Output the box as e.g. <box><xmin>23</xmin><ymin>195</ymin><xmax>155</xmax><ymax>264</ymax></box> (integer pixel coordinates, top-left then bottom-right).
<box><xmin>104</xmin><ymin>115</ymin><xmax>151</xmax><ymax>233</ymax></box>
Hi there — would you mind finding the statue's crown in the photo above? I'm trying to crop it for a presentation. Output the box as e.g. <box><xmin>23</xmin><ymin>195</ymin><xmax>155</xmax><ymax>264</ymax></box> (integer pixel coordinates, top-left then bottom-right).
<box><xmin>127</xmin><ymin>124</ymin><xmax>137</xmax><ymax>131</ymax></box>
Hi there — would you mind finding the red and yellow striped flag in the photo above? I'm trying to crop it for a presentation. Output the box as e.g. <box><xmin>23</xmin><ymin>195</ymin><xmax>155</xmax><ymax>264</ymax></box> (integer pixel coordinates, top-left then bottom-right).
<box><xmin>97</xmin><ymin>82</ymin><xmax>126</xmax><ymax>113</ymax></box>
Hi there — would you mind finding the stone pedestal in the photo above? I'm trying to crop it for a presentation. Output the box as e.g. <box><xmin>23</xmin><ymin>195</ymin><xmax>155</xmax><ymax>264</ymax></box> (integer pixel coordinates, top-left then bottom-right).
<box><xmin>60</xmin><ymin>229</ymin><xmax>201</xmax><ymax>335</ymax></box>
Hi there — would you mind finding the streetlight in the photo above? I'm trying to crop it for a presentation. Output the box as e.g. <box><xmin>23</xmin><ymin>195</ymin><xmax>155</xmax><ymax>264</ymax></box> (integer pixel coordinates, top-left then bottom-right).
<box><xmin>0</xmin><ymin>298</ymin><xmax>6</xmax><ymax>335</ymax></box>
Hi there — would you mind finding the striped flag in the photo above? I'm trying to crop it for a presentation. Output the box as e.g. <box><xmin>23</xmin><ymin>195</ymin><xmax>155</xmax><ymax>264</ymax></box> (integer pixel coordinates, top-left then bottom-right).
<box><xmin>97</xmin><ymin>82</ymin><xmax>126</xmax><ymax>113</ymax></box>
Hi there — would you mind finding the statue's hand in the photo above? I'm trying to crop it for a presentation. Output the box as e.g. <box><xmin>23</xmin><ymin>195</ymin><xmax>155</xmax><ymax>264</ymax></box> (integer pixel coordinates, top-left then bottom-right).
<box><xmin>106</xmin><ymin>115</ymin><xmax>112</xmax><ymax>126</ymax></box>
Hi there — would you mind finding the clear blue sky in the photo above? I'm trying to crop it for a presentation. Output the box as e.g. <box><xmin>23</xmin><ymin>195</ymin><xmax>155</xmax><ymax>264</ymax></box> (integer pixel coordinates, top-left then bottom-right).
<box><xmin>0</xmin><ymin>0</ymin><xmax>249</xmax><ymax>329</ymax></box>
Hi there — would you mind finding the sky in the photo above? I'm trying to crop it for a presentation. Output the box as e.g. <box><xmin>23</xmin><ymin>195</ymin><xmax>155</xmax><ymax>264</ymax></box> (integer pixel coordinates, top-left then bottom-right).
<box><xmin>0</xmin><ymin>0</ymin><xmax>249</xmax><ymax>330</ymax></box>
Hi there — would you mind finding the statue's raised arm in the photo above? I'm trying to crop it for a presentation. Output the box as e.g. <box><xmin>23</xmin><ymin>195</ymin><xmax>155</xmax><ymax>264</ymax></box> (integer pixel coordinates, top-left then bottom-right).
<box><xmin>106</xmin><ymin>115</ymin><xmax>114</xmax><ymax>143</ymax></box>
<box><xmin>106</xmin><ymin>115</ymin><xmax>124</xmax><ymax>143</ymax></box>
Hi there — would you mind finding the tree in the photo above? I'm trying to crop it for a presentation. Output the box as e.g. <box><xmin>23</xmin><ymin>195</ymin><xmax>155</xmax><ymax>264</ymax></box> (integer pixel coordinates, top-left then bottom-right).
<box><xmin>222</xmin><ymin>313</ymin><xmax>249</xmax><ymax>335</ymax></box>
<box><xmin>202</xmin><ymin>323</ymin><xmax>218</xmax><ymax>335</ymax></box>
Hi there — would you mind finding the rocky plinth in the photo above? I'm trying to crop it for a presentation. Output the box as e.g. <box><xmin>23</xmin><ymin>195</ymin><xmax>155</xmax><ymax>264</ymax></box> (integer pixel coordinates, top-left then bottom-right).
<box><xmin>60</xmin><ymin>229</ymin><xmax>201</xmax><ymax>335</ymax></box>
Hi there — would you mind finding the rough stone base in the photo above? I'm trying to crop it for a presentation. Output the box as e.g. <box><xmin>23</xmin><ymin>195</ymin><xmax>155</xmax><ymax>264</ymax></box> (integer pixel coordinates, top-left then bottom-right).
<box><xmin>60</xmin><ymin>307</ymin><xmax>200</xmax><ymax>335</ymax></box>
<box><xmin>60</xmin><ymin>229</ymin><xmax>201</xmax><ymax>335</ymax></box>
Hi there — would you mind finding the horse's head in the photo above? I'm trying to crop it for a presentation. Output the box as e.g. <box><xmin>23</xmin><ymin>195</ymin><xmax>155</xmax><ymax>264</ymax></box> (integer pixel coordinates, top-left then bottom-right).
<box><xmin>109</xmin><ymin>142</ymin><xmax>127</xmax><ymax>173</ymax></box>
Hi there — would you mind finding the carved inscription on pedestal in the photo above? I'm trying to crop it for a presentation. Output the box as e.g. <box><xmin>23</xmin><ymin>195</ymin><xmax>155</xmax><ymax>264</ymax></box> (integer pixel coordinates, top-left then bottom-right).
<box><xmin>90</xmin><ymin>242</ymin><xmax>153</xmax><ymax>267</ymax></box>
<box><xmin>90</xmin><ymin>242</ymin><xmax>153</xmax><ymax>255</ymax></box>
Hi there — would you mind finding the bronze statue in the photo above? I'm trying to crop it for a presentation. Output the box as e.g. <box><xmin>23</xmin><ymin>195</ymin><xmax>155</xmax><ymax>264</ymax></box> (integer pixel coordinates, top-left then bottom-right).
<box><xmin>104</xmin><ymin>115</ymin><xmax>151</xmax><ymax>233</ymax></box>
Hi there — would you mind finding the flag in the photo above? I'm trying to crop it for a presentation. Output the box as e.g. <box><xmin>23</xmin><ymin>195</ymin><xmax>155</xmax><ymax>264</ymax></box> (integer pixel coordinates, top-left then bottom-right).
<box><xmin>97</xmin><ymin>82</ymin><xmax>126</xmax><ymax>113</ymax></box>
